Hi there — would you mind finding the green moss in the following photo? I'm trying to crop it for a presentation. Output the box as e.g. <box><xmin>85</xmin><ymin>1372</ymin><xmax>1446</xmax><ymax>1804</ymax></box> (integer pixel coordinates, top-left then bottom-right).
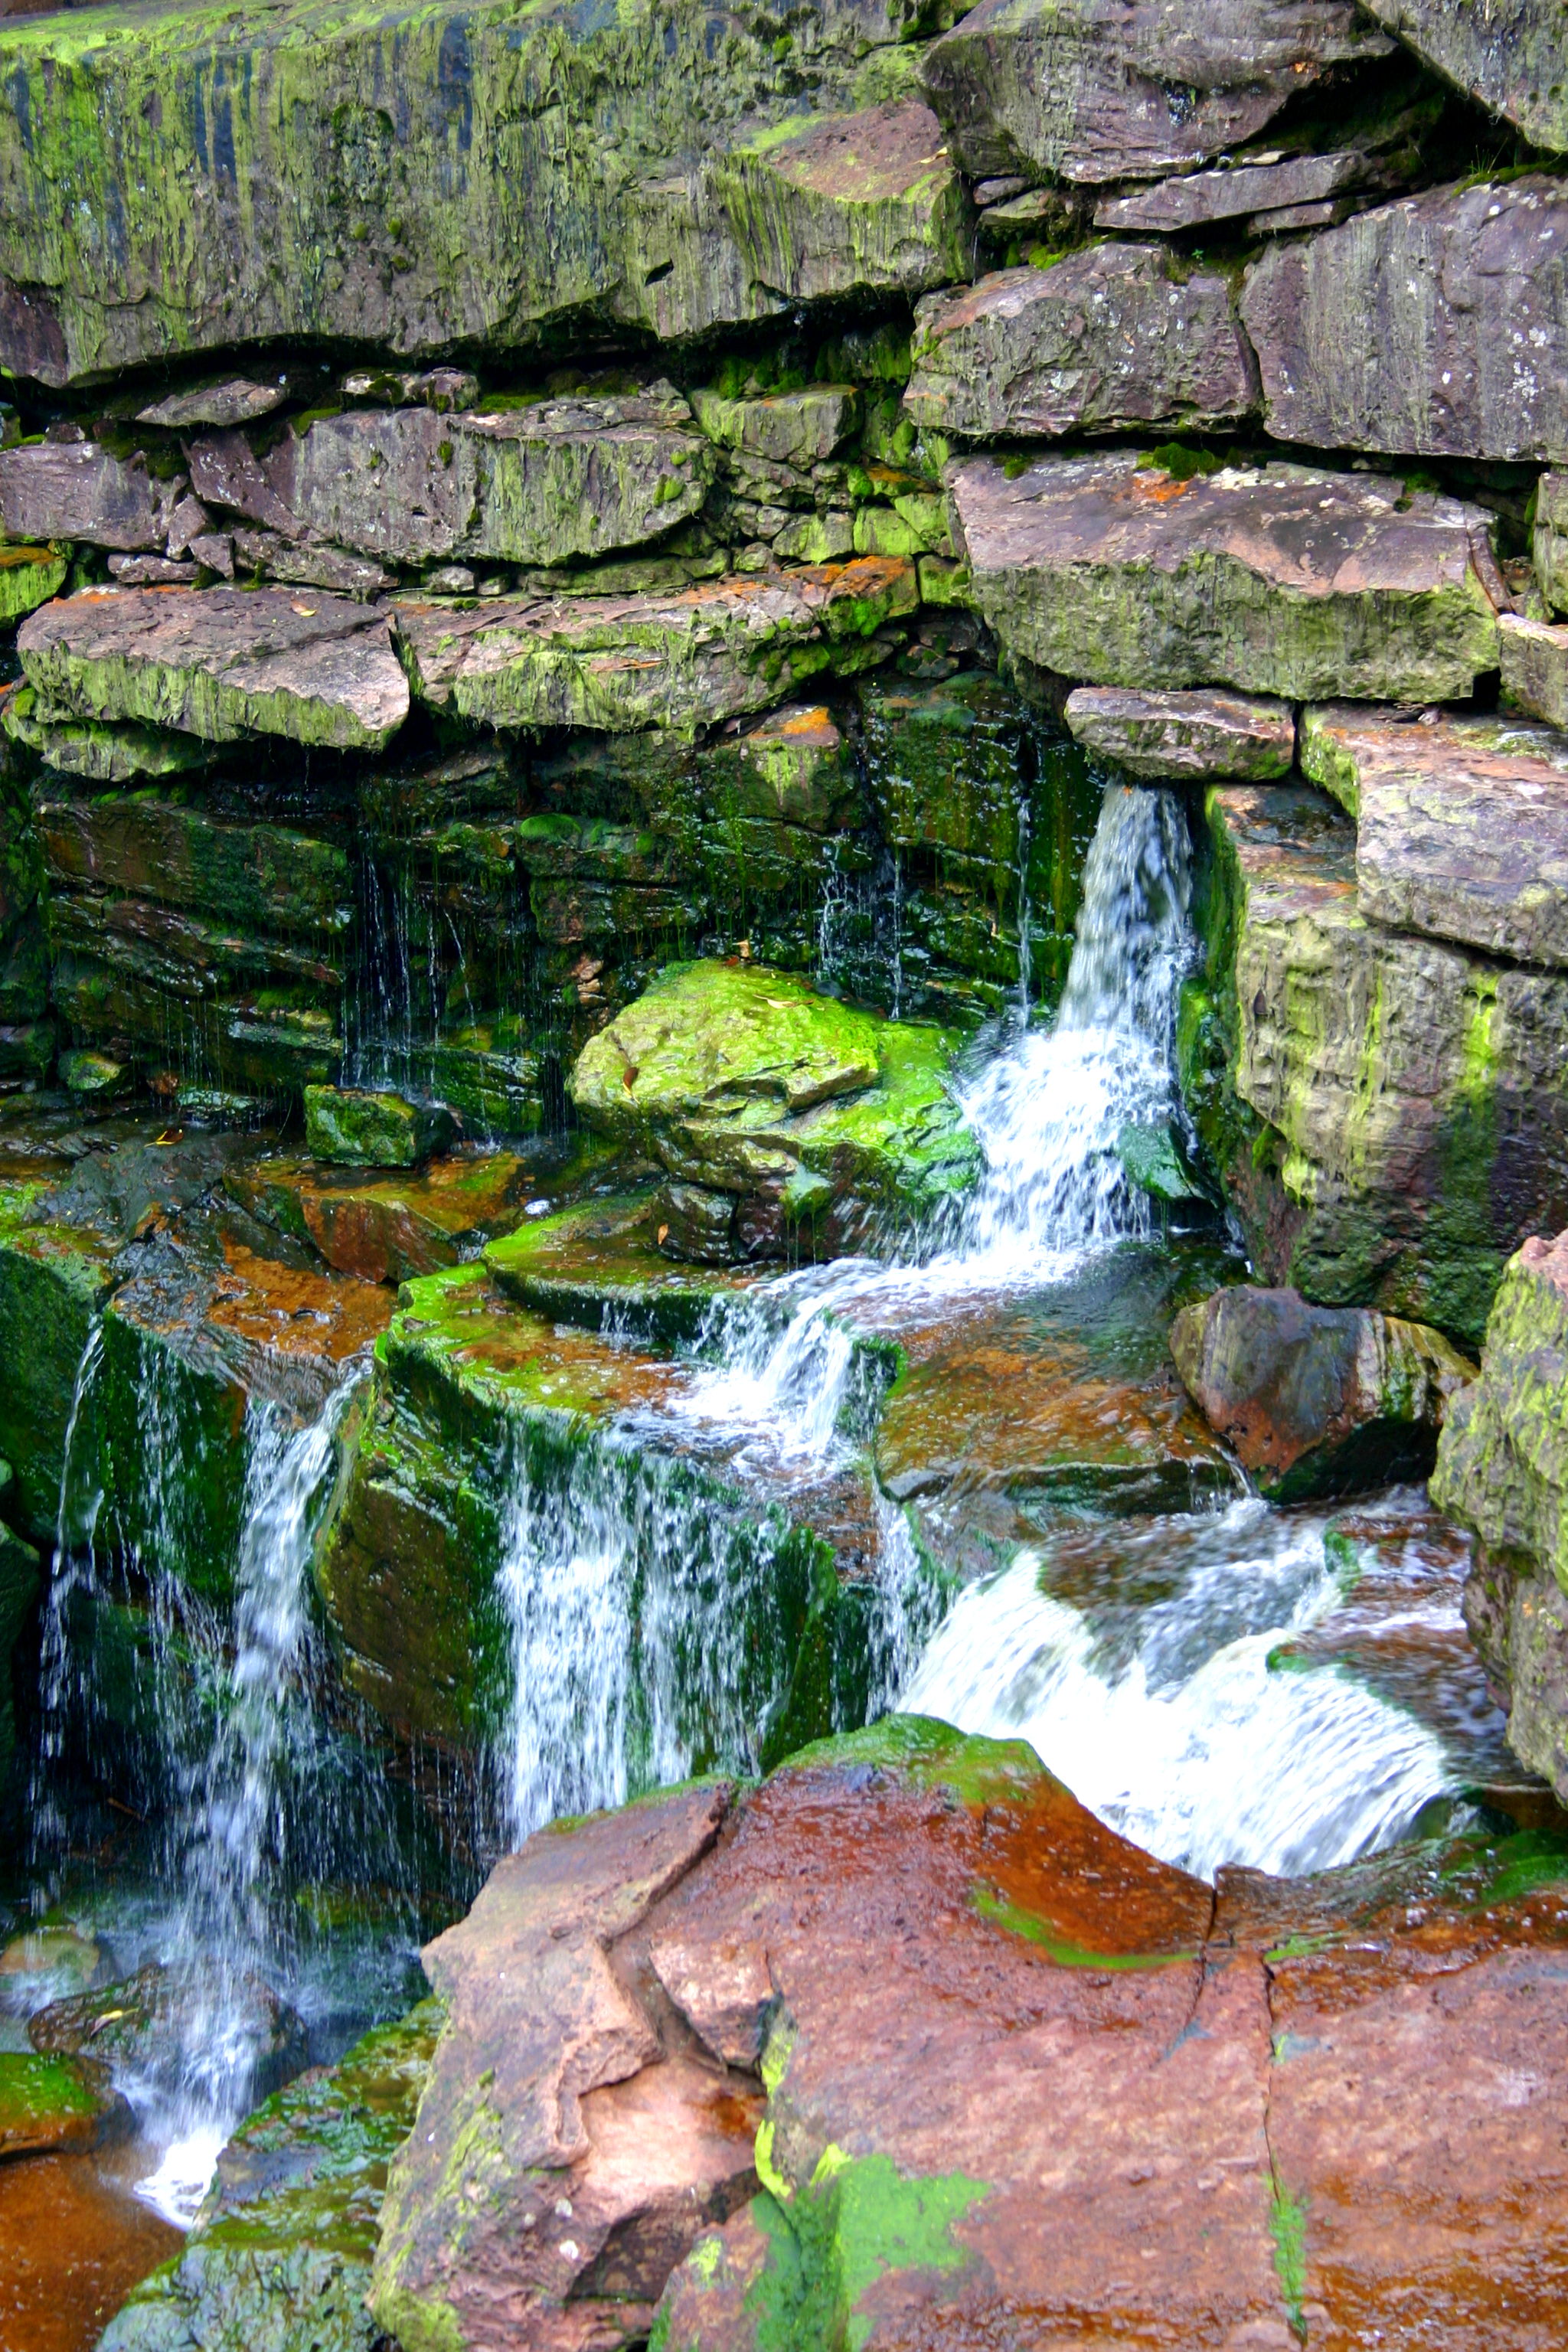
<box><xmin>972</xmin><ymin>1887</ymin><xmax>1197</xmax><ymax>1970</ymax></box>
<box><xmin>1269</xmin><ymin>2180</ymin><xmax>1308</xmax><ymax>2341</ymax></box>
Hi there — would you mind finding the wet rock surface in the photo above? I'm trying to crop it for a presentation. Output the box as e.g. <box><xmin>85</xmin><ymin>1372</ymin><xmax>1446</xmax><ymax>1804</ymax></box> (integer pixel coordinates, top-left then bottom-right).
<box><xmin>951</xmin><ymin>453</ymin><xmax>1501</xmax><ymax>703</ymax></box>
<box><xmin>1364</xmin><ymin>0</ymin><xmax>1568</xmax><ymax>151</ymax></box>
<box><xmin>369</xmin><ymin>1723</ymin><xmax>1568</xmax><ymax>2352</ymax></box>
<box><xmin>904</xmin><ymin>247</ymin><xmax>1258</xmax><ymax>440</ymax></box>
<box><xmin>1067</xmin><ymin>686</ymin><xmax>1295</xmax><ymax>782</ymax></box>
<box><xmin>1171</xmin><ymin>1282</ymin><xmax>1474</xmax><ymax>1503</ymax></box>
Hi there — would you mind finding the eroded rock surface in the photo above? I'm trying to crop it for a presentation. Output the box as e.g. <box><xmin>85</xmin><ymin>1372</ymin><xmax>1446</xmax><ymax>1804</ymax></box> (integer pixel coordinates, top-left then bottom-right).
<box><xmin>1067</xmin><ymin>686</ymin><xmax>1294</xmax><ymax>781</ymax></box>
<box><xmin>951</xmin><ymin>452</ymin><xmax>1500</xmax><ymax>702</ymax></box>
<box><xmin>904</xmin><ymin>247</ymin><xmax>1257</xmax><ymax>439</ymax></box>
<box><xmin>1364</xmin><ymin>0</ymin><xmax>1568</xmax><ymax>152</ymax></box>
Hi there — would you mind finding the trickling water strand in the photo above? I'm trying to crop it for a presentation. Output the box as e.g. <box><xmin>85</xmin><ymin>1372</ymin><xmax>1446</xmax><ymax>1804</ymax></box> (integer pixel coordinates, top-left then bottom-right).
<box><xmin>30</xmin><ymin>1322</ymin><xmax>107</xmax><ymax>1860</ymax></box>
<box><xmin>900</xmin><ymin>1502</ymin><xmax>1457</xmax><ymax>1880</ymax></box>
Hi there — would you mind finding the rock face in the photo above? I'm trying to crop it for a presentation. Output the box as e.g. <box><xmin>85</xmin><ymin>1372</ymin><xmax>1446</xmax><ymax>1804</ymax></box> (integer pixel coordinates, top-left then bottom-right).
<box><xmin>369</xmin><ymin>1721</ymin><xmax>1568</xmax><ymax>2352</ymax></box>
<box><xmin>1534</xmin><ymin>470</ymin><xmax>1568</xmax><ymax>614</ymax></box>
<box><xmin>1241</xmin><ymin>178</ymin><xmax>1568</xmax><ymax>462</ymax></box>
<box><xmin>1179</xmin><ymin>782</ymin><xmax>1568</xmax><ymax>1349</ymax></box>
<box><xmin>951</xmin><ymin>453</ymin><xmax>1501</xmax><ymax>703</ymax></box>
<box><xmin>0</xmin><ymin>440</ymin><xmax>182</xmax><ymax>550</ymax></box>
<box><xmin>1301</xmin><ymin>704</ymin><xmax>1568</xmax><ymax>967</ymax></box>
<box><xmin>1364</xmin><ymin>0</ymin><xmax>1568</xmax><ymax>153</ymax></box>
<box><xmin>1094</xmin><ymin>149</ymin><xmax>1380</xmax><ymax>234</ymax></box>
<box><xmin>1066</xmin><ymin>687</ymin><xmax>1294</xmax><ymax>781</ymax></box>
<box><xmin>18</xmin><ymin>587</ymin><xmax>410</xmax><ymax>751</ymax></box>
<box><xmin>99</xmin><ymin>2001</ymin><xmax>443</xmax><ymax>2352</ymax></box>
<box><xmin>920</xmin><ymin>0</ymin><xmax>1387</xmax><ymax>183</ymax></box>
<box><xmin>567</xmin><ymin>960</ymin><xmax>979</xmax><ymax>1242</ymax></box>
<box><xmin>1499</xmin><ymin>611</ymin><xmax>1568</xmax><ymax>731</ymax></box>
<box><xmin>1171</xmin><ymin>1282</ymin><xmax>1474</xmax><ymax>1502</ymax></box>
<box><xmin>903</xmin><ymin>247</ymin><xmax>1258</xmax><ymax>439</ymax></box>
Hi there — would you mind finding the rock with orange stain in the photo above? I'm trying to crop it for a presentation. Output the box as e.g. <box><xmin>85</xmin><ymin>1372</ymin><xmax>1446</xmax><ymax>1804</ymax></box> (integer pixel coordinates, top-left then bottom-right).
<box><xmin>949</xmin><ymin>450</ymin><xmax>1501</xmax><ymax>703</ymax></box>
<box><xmin>227</xmin><ymin>1150</ymin><xmax>533</xmax><ymax>1286</ymax></box>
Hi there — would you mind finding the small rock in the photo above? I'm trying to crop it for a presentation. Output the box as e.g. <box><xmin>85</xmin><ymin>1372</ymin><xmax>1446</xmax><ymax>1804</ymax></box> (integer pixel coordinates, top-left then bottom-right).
<box><xmin>904</xmin><ymin>247</ymin><xmax>1257</xmax><ymax>440</ymax></box>
<box><xmin>0</xmin><ymin>2051</ymin><xmax>130</xmax><ymax>2160</ymax></box>
<box><xmin>137</xmin><ymin>374</ymin><xmax>295</xmax><ymax>430</ymax></box>
<box><xmin>1500</xmin><ymin>611</ymin><xmax>1568</xmax><ymax>730</ymax></box>
<box><xmin>1066</xmin><ymin>687</ymin><xmax>1295</xmax><ymax>782</ymax></box>
<box><xmin>1171</xmin><ymin>1283</ymin><xmax>1475</xmax><ymax>1502</ymax></box>
<box><xmin>340</xmin><ymin>364</ymin><xmax>482</xmax><ymax>411</ymax></box>
<box><xmin>230</xmin><ymin>529</ymin><xmax>393</xmax><ymax>601</ymax></box>
<box><xmin>423</xmin><ymin>564</ymin><xmax>475</xmax><ymax>596</ymax></box>
<box><xmin>106</xmin><ymin>554</ymin><xmax>199</xmax><ymax>585</ymax></box>
<box><xmin>648</xmin><ymin>1936</ymin><xmax>774</xmax><ymax>2068</ymax></box>
<box><xmin>691</xmin><ymin>384</ymin><xmax>859</xmax><ymax>467</ymax></box>
<box><xmin>1096</xmin><ymin>150</ymin><xmax>1376</xmax><ymax>233</ymax></box>
<box><xmin>304</xmin><ymin>1086</ymin><xmax>455</xmax><ymax>1170</ymax></box>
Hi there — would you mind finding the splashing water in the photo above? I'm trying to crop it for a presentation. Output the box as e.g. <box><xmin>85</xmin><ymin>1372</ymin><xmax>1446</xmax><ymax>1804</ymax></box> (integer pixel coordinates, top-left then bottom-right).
<box><xmin>900</xmin><ymin>1499</ymin><xmax>1468</xmax><ymax>1880</ymax></box>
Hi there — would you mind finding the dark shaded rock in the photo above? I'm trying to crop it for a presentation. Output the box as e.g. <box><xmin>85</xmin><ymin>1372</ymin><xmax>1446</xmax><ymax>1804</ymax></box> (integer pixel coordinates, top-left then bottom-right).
<box><xmin>1241</xmin><ymin>176</ymin><xmax>1568</xmax><ymax>462</ymax></box>
<box><xmin>920</xmin><ymin>0</ymin><xmax>1387</xmax><ymax>183</ymax></box>
<box><xmin>5</xmin><ymin>688</ymin><xmax>214</xmax><ymax>783</ymax></box>
<box><xmin>1534</xmin><ymin>468</ymin><xmax>1568</xmax><ymax>615</ymax></box>
<box><xmin>18</xmin><ymin>586</ymin><xmax>410</xmax><ymax>751</ymax></box>
<box><xmin>32</xmin><ymin>779</ymin><xmax>350</xmax><ymax>937</ymax></box>
<box><xmin>951</xmin><ymin>451</ymin><xmax>1501</xmax><ymax>703</ymax></box>
<box><xmin>136</xmin><ymin>374</ymin><xmax>297</xmax><ymax>430</ymax></box>
<box><xmin>0</xmin><ymin>1523</ymin><xmax>39</xmax><ymax>1809</ymax></box>
<box><xmin>903</xmin><ymin>247</ymin><xmax>1256</xmax><ymax>440</ymax></box>
<box><xmin>230</xmin><ymin>531</ymin><xmax>393</xmax><ymax>601</ymax></box>
<box><xmin>1066</xmin><ymin>686</ymin><xmax>1294</xmax><ymax>781</ymax></box>
<box><xmin>303</xmin><ymin>1087</ymin><xmax>454</xmax><ymax>1171</ymax></box>
<box><xmin>1094</xmin><ymin>149</ymin><xmax>1377</xmax><ymax>232</ymax></box>
<box><xmin>31</xmin><ymin>1964</ymin><xmax>307</xmax><ymax>2106</ymax></box>
<box><xmin>1181</xmin><ymin>781</ymin><xmax>1568</xmax><ymax>1348</ymax></box>
<box><xmin>1500</xmin><ymin>611</ymin><xmax>1568</xmax><ymax>730</ymax></box>
<box><xmin>0</xmin><ymin>439</ymin><xmax>178</xmax><ymax>550</ymax></box>
<box><xmin>0</xmin><ymin>1175</ymin><xmax>115</xmax><ymax>1543</ymax></box>
<box><xmin>652</xmin><ymin>1180</ymin><xmax>740</xmax><ymax>1266</ymax></box>
<box><xmin>258</xmin><ymin>388</ymin><xmax>713</xmax><ymax>570</ymax></box>
<box><xmin>1364</xmin><ymin>0</ymin><xmax>1568</xmax><ymax>152</ymax></box>
<box><xmin>1461</xmin><ymin>1544</ymin><xmax>1568</xmax><ymax>1804</ymax></box>
<box><xmin>0</xmin><ymin>2051</ymin><xmax>129</xmax><ymax>2161</ymax></box>
<box><xmin>1170</xmin><ymin>1282</ymin><xmax>1473</xmax><ymax>1502</ymax></box>
<box><xmin>716</xmin><ymin>101</ymin><xmax>972</xmax><ymax>303</ymax></box>
<box><xmin>1300</xmin><ymin>704</ymin><xmax>1568</xmax><ymax>967</ymax></box>
<box><xmin>98</xmin><ymin>2001</ymin><xmax>443</xmax><ymax>2352</ymax></box>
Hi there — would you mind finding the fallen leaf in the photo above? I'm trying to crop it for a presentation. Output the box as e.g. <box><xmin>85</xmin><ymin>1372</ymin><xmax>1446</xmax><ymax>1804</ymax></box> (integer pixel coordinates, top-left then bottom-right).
<box><xmin>657</xmin><ymin>1224</ymin><xmax>671</xmax><ymax>1244</ymax></box>
<box><xmin>621</xmin><ymin>1063</ymin><xmax>639</xmax><ymax>1089</ymax></box>
<box><xmin>291</xmin><ymin>601</ymin><xmax>318</xmax><ymax>616</ymax></box>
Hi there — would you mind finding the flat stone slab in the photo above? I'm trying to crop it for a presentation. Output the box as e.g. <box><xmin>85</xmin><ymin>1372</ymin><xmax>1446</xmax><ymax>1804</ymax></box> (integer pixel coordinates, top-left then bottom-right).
<box><xmin>920</xmin><ymin>0</ymin><xmax>1386</xmax><ymax>184</ymax></box>
<box><xmin>1242</xmin><ymin>176</ymin><xmax>1568</xmax><ymax>463</ymax></box>
<box><xmin>1500</xmin><ymin>609</ymin><xmax>1568</xmax><ymax>730</ymax></box>
<box><xmin>950</xmin><ymin>452</ymin><xmax>1500</xmax><ymax>703</ymax></box>
<box><xmin>1300</xmin><ymin>704</ymin><xmax>1568</xmax><ymax>967</ymax></box>
<box><xmin>17</xmin><ymin>585</ymin><xmax>410</xmax><ymax>750</ymax></box>
<box><xmin>1364</xmin><ymin>0</ymin><xmax>1568</xmax><ymax>152</ymax></box>
<box><xmin>227</xmin><ymin>1150</ymin><xmax>534</xmax><ymax>1287</ymax></box>
<box><xmin>392</xmin><ymin>560</ymin><xmax>918</xmax><ymax>734</ymax></box>
<box><xmin>484</xmin><ymin>1193</ymin><xmax>761</xmax><ymax>1345</ymax></box>
<box><xmin>904</xmin><ymin>247</ymin><xmax>1256</xmax><ymax>440</ymax></box>
<box><xmin>1094</xmin><ymin>149</ymin><xmax>1376</xmax><ymax>233</ymax></box>
<box><xmin>1066</xmin><ymin>685</ymin><xmax>1294</xmax><ymax>780</ymax></box>
<box><xmin>0</xmin><ymin>440</ymin><xmax>178</xmax><ymax>550</ymax></box>
<box><xmin>0</xmin><ymin>2051</ymin><xmax>128</xmax><ymax>2159</ymax></box>
<box><xmin>135</xmin><ymin>372</ymin><xmax>296</xmax><ymax>430</ymax></box>
<box><xmin>254</xmin><ymin>387</ymin><xmax>713</xmax><ymax>570</ymax></box>
<box><xmin>370</xmin><ymin>1723</ymin><xmax>1568</xmax><ymax>2352</ymax></box>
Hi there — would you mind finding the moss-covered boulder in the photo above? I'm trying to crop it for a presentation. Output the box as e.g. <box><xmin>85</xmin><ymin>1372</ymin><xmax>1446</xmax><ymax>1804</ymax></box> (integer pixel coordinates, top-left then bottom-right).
<box><xmin>951</xmin><ymin>452</ymin><xmax>1501</xmax><ymax>704</ymax></box>
<box><xmin>99</xmin><ymin>2000</ymin><xmax>442</xmax><ymax>2352</ymax></box>
<box><xmin>0</xmin><ymin>2050</ymin><xmax>129</xmax><ymax>2160</ymax></box>
<box><xmin>568</xmin><ymin>960</ymin><xmax>979</xmax><ymax>1250</ymax></box>
<box><xmin>303</xmin><ymin>1088</ymin><xmax>453</xmax><ymax>1171</ymax></box>
<box><xmin>484</xmin><ymin>1193</ymin><xmax>763</xmax><ymax>1341</ymax></box>
<box><xmin>18</xmin><ymin>587</ymin><xmax>409</xmax><ymax>752</ymax></box>
<box><xmin>317</xmin><ymin>1264</ymin><xmax>882</xmax><ymax>1760</ymax></box>
<box><xmin>1178</xmin><ymin>782</ymin><xmax>1568</xmax><ymax>1351</ymax></box>
<box><xmin>905</xmin><ymin>248</ymin><xmax>1257</xmax><ymax>440</ymax></box>
<box><xmin>1171</xmin><ymin>1282</ymin><xmax>1474</xmax><ymax>1504</ymax></box>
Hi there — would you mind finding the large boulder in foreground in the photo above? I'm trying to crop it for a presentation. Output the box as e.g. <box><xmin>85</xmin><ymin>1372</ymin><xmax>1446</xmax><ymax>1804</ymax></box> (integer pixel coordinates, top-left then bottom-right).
<box><xmin>903</xmin><ymin>247</ymin><xmax>1257</xmax><ymax>440</ymax></box>
<box><xmin>1171</xmin><ymin>1282</ymin><xmax>1474</xmax><ymax>1503</ymax></box>
<box><xmin>1300</xmin><ymin>704</ymin><xmax>1568</xmax><ymax>969</ymax></box>
<box><xmin>949</xmin><ymin>453</ymin><xmax>1500</xmax><ymax>703</ymax></box>
<box><xmin>18</xmin><ymin>586</ymin><xmax>409</xmax><ymax>751</ymax></box>
<box><xmin>568</xmin><ymin>960</ymin><xmax>979</xmax><ymax>1246</ymax></box>
<box><xmin>1432</xmin><ymin>1231</ymin><xmax>1568</xmax><ymax>1801</ymax></box>
<box><xmin>920</xmin><ymin>0</ymin><xmax>1386</xmax><ymax>183</ymax></box>
<box><xmin>1364</xmin><ymin>0</ymin><xmax>1568</xmax><ymax>153</ymax></box>
<box><xmin>370</xmin><ymin>1719</ymin><xmax>1568</xmax><ymax>2352</ymax></box>
<box><xmin>1242</xmin><ymin>177</ymin><xmax>1568</xmax><ymax>462</ymax></box>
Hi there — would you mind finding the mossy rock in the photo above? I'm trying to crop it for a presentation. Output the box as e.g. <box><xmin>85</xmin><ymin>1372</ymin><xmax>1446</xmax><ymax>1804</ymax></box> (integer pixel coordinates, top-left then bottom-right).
<box><xmin>0</xmin><ymin>2050</ymin><xmax>128</xmax><ymax>2159</ymax></box>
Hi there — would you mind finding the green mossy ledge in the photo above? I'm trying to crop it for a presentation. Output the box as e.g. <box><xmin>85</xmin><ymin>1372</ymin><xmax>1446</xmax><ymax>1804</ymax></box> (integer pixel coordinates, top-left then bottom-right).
<box><xmin>316</xmin><ymin>1264</ymin><xmax>892</xmax><ymax>1762</ymax></box>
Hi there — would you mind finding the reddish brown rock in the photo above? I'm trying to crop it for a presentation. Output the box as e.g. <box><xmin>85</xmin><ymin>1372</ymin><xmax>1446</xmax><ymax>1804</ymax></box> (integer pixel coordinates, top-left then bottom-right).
<box><xmin>0</xmin><ymin>439</ymin><xmax>180</xmax><ymax>550</ymax></box>
<box><xmin>227</xmin><ymin>1152</ymin><xmax>534</xmax><ymax>1287</ymax></box>
<box><xmin>1170</xmin><ymin>1283</ymin><xmax>1475</xmax><ymax>1502</ymax></box>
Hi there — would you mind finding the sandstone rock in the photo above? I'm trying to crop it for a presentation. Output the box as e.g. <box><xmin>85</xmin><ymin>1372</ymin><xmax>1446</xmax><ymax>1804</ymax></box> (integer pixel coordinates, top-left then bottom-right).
<box><xmin>136</xmin><ymin>373</ymin><xmax>296</xmax><ymax>430</ymax></box>
<box><xmin>227</xmin><ymin>1152</ymin><xmax>531</xmax><ymax>1289</ymax></box>
<box><xmin>1432</xmin><ymin>1231</ymin><xmax>1568</xmax><ymax>1599</ymax></box>
<box><xmin>716</xmin><ymin>102</ymin><xmax>971</xmax><ymax>304</ymax></box>
<box><xmin>0</xmin><ymin>0</ymin><xmax>949</xmax><ymax>386</ymax></box>
<box><xmin>1241</xmin><ymin>177</ymin><xmax>1568</xmax><ymax>462</ymax></box>
<box><xmin>230</xmin><ymin>530</ymin><xmax>393</xmax><ymax>601</ymax></box>
<box><xmin>106</xmin><ymin>554</ymin><xmax>198</xmax><ymax>586</ymax></box>
<box><xmin>0</xmin><ymin>544</ymin><xmax>67</xmax><ymax>621</ymax></box>
<box><xmin>1182</xmin><ymin>782</ymin><xmax>1568</xmax><ymax>1348</ymax></box>
<box><xmin>903</xmin><ymin>247</ymin><xmax>1256</xmax><ymax>441</ymax></box>
<box><xmin>1066</xmin><ymin>686</ymin><xmax>1294</xmax><ymax>781</ymax></box>
<box><xmin>3</xmin><ymin>686</ymin><xmax>213</xmax><ymax>782</ymax></box>
<box><xmin>1094</xmin><ymin>149</ymin><xmax>1376</xmax><ymax>232</ymax></box>
<box><xmin>920</xmin><ymin>0</ymin><xmax>1387</xmax><ymax>183</ymax></box>
<box><xmin>1534</xmin><ymin>469</ymin><xmax>1568</xmax><ymax>614</ymax></box>
<box><xmin>1170</xmin><ymin>1282</ymin><xmax>1473</xmax><ymax>1503</ymax></box>
<box><xmin>258</xmin><ymin>390</ymin><xmax>713</xmax><ymax>569</ymax></box>
<box><xmin>100</xmin><ymin>2001</ymin><xmax>442</xmax><ymax>2352</ymax></box>
<box><xmin>0</xmin><ymin>439</ymin><xmax>178</xmax><ymax>550</ymax></box>
<box><xmin>0</xmin><ymin>2052</ymin><xmax>129</xmax><ymax>2161</ymax></box>
<box><xmin>1299</xmin><ymin>704</ymin><xmax>1568</xmax><ymax>967</ymax></box>
<box><xmin>393</xmin><ymin>560</ymin><xmax>918</xmax><ymax>735</ymax></box>
<box><xmin>1500</xmin><ymin>609</ymin><xmax>1568</xmax><ymax>728</ymax></box>
<box><xmin>303</xmin><ymin>1087</ymin><xmax>454</xmax><ymax>1170</ymax></box>
<box><xmin>951</xmin><ymin>452</ymin><xmax>1500</xmax><ymax>703</ymax></box>
<box><xmin>1462</xmin><ymin>1544</ymin><xmax>1568</xmax><ymax>1802</ymax></box>
<box><xmin>18</xmin><ymin>586</ymin><xmax>410</xmax><ymax>750</ymax></box>
<box><xmin>568</xmin><ymin>960</ymin><xmax>979</xmax><ymax>1229</ymax></box>
<box><xmin>690</xmin><ymin>385</ymin><xmax>859</xmax><ymax>467</ymax></box>
<box><xmin>1364</xmin><ymin>0</ymin><xmax>1568</xmax><ymax>152</ymax></box>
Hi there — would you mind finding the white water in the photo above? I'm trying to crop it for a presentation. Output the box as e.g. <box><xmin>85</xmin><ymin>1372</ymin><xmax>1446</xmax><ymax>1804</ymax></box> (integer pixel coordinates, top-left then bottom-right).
<box><xmin>901</xmin><ymin>1502</ymin><xmax>1455</xmax><ymax>1880</ymax></box>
